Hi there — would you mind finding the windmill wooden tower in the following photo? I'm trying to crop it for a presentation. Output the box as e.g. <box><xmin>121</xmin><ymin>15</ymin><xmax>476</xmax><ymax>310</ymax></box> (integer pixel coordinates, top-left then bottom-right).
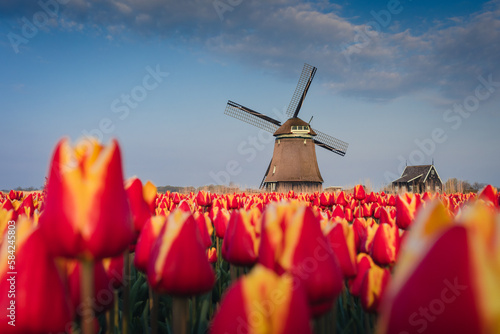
<box><xmin>224</xmin><ymin>64</ymin><xmax>348</xmax><ymax>192</ymax></box>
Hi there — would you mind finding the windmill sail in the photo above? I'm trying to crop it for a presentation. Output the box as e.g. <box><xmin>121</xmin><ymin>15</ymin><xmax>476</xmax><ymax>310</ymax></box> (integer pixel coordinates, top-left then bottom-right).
<box><xmin>223</xmin><ymin>63</ymin><xmax>350</xmax><ymax>192</ymax></box>
<box><xmin>286</xmin><ymin>63</ymin><xmax>317</xmax><ymax>119</ymax></box>
<box><xmin>225</xmin><ymin>101</ymin><xmax>280</xmax><ymax>133</ymax></box>
<box><xmin>312</xmin><ymin>128</ymin><xmax>349</xmax><ymax>156</ymax></box>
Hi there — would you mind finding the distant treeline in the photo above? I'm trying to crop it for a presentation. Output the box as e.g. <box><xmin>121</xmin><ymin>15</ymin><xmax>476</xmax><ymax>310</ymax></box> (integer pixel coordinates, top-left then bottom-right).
<box><xmin>1</xmin><ymin>184</ymin><xmax>253</xmax><ymax>194</ymax></box>
<box><xmin>156</xmin><ymin>184</ymin><xmax>258</xmax><ymax>194</ymax></box>
<box><xmin>2</xmin><ymin>179</ymin><xmax>497</xmax><ymax>195</ymax></box>
<box><xmin>1</xmin><ymin>186</ymin><xmax>40</xmax><ymax>192</ymax></box>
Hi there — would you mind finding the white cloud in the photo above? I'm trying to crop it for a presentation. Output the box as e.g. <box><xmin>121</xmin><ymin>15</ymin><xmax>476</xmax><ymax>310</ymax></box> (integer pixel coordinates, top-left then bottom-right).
<box><xmin>3</xmin><ymin>0</ymin><xmax>499</xmax><ymax>101</ymax></box>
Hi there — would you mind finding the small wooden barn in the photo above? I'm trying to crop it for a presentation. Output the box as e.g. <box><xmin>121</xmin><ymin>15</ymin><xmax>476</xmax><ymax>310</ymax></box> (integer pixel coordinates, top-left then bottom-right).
<box><xmin>392</xmin><ymin>164</ymin><xmax>443</xmax><ymax>193</ymax></box>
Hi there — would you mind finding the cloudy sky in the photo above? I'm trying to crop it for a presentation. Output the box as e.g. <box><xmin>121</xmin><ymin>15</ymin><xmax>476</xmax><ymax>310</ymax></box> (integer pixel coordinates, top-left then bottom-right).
<box><xmin>1</xmin><ymin>0</ymin><xmax>499</xmax><ymax>190</ymax></box>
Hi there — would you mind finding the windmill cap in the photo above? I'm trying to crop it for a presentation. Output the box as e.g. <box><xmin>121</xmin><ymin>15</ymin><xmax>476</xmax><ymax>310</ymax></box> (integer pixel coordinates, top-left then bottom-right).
<box><xmin>273</xmin><ymin>117</ymin><xmax>317</xmax><ymax>136</ymax></box>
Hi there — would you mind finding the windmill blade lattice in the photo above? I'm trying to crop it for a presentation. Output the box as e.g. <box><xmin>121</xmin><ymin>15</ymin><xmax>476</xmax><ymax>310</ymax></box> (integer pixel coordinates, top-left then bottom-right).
<box><xmin>225</xmin><ymin>101</ymin><xmax>280</xmax><ymax>134</ymax></box>
<box><xmin>286</xmin><ymin>63</ymin><xmax>317</xmax><ymax>119</ymax></box>
<box><xmin>312</xmin><ymin>128</ymin><xmax>349</xmax><ymax>156</ymax></box>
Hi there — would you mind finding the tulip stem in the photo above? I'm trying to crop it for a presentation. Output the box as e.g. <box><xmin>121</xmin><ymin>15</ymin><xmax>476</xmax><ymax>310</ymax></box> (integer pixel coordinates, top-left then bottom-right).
<box><xmin>230</xmin><ymin>265</ymin><xmax>237</xmax><ymax>281</ymax></box>
<box><xmin>81</xmin><ymin>259</ymin><xmax>95</xmax><ymax>334</ymax></box>
<box><xmin>216</xmin><ymin>237</ymin><xmax>222</xmax><ymax>299</ymax></box>
<box><xmin>114</xmin><ymin>289</ymin><xmax>120</xmax><ymax>330</ymax></box>
<box><xmin>172</xmin><ymin>297</ymin><xmax>189</xmax><ymax>334</ymax></box>
<box><xmin>106</xmin><ymin>289</ymin><xmax>119</xmax><ymax>334</ymax></box>
<box><xmin>149</xmin><ymin>286</ymin><xmax>158</xmax><ymax>334</ymax></box>
<box><xmin>364</xmin><ymin>314</ymin><xmax>372</xmax><ymax>334</ymax></box>
<box><xmin>106</xmin><ymin>296</ymin><xmax>114</xmax><ymax>334</ymax></box>
<box><xmin>191</xmin><ymin>296</ymin><xmax>197</xmax><ymax>329</ymax></box>
<box><xmin>122</xmin><ymin>249</ymin><xmax>130</xmax><ymax>334</ymax></box>
<box><xmin>331</xmin><ymin>301</ymin><xmax>337</xmax><ymax>334</ymax></box>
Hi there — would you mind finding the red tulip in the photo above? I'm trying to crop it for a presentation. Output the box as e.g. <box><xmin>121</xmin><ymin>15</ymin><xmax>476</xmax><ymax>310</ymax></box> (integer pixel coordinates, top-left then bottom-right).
<box><xmin>227</xmin><ymin>194</ymin><xmax>241</xmax><ymax>209</ymax></box>
<box><xmin>320</xmin><ymin>192</ymin><xmax>333</xmax><ymax>207</ymax></box>
<box><xmin>344</xmin><ymin>207</ymin><xmax>353</xmax><ymax>222</ymax></box>
<box><xmin>354</xmin><ymin>205</ymin><xmax>363</xmax><ymax>218</ymax></box>
<box><xmin>421</xmin><ymin>191</ymin><xmax>435</xmax><ymax>202</ymax></box>
<box><xmin>354</xmin><ymin>184</ymin><xmax>366</xmax><ymax>200</ymax></box>
<box><xmin>17</xmin><ymin>193</ymin><xmax>35</xmax><ymax>218</ymax></box>
<box><xmin>194</xmin><ymin>211</ymin><xmax>213</xmax><ymax>248</ymax></box>
<box><xmin>0</xmin><ymin>218</ymin><xmax>73</xmax><ymax>333</ymax></box>
<box><xmin>102</xmin><ymin>254</ymin><xmax>125</xmax><ymax>289</ymax></box>
<box><xmin>371</xmin><ymin>223</ymin><xmax>399</xmax><ymax>266</ymax></box>
<box><xmin>0</xmin><ymin>208</ymin><xmax>14</xmax><ymax>242</ymax></box>
<box><xmin>196</xmin><ymin>190</ymin><xmax>212</xmax><ymax>207</ymax></box>
<box><xmin>395</xmin><ymin>194</ymin><xmax>417</xmax><ymax>229</ymax></box>
<box><xmin>367</xmin><ymin>192</ymin><xmax>378</xmax><ymax>203</ymax></box>
<box><xmin>331</xmin><ymin>205</ymin><xmax>345</xmax><ymax>219</ymax></box>
<box><xmin>1</xmin><ymin>200</ymin><xmax>18</xmax><ymax>222</ymax></box>
<box><xmin>143</xmin><ymin>180</ymin><xmax>157</xmax><ymax>214</ymax></box>
<box><xmin>325</xmin><ymin>219</ymin><xmax>357</xmax><ymax>278</ymax></box>
<box><xmin>360</xmin><ymin>264</ymin><xmax>391</xmax><ymax>313</ymax></box>
<box><xmin>377</xmin><ymin>200</ymin><xmax>500</xmax><ymax>333</ymax></box>
<box><xmin>134</xmin><ymin>216</ymin><xmax>166</xmax><ymax>273</ymax></box>
<box><xmin>222</xmin><ymin>209</ymin><xmax>260</xmax><ymax>266</ymax></box>
<box><xmin>310</xmin><ymin>194</ymin><xmax>319</xmax><ymax>207</ymax></box>
<box><xmin>348</xmin><ymin>253</ymin><xmax>375</xmax><ymax>296</ymax></box>
<box><xmin>353</xmin><ymin>218</ymin><xmax>377</xmax><ymax>253</ymax></box>
<box><xmin>7</xmin><ymin>190</ymin><xmax>22</xmax><ymax>201</ymax></box>
<box><xmin>379</xmin><ymin>207</ymin><xmax>396</xmax><ymax>226</ymax></box>
<box><xmin>363</xmin><ymin>202</ymin><xmax>374</xmax><ymax>217</ymax></box>
<box><xmin>214</xmin><ymin>207</ymin><xmax>230</xmax><ymax>238</ymax></box>
<box><xmin>207</xmin><ymin>246</ymin><xmax>217</xmax><ymax>263</ymax></box>
<box><xmin>39</xmin><ymin>138</ymin><xmax>134</xmax><ymax>260</ymax></box>
<box><xmin>379</xmin><ymin>225</ymin><xmax>481</xmax><ymax>333</ymax></box>
<box><xmin>210</xmin><ymin>265</ymin><xmax>312</xmax><ymax>334</ymax></box>
<box><xmin>336</xmin><ymin>191</ymin><xmax>348</xmax><ymax>206</ymax></box>
<box><xmin>377</xmin><ymin>195</ymin><xmax>387</xmax><ymax>206</ymax></box>
<box><xmin>125</xmin><ymin>177</ymin><xmax>153</xmax><ymax>236</ymax></box>
<box><xmin>178</xmin><ymin>199</ymin><xmax>193</xmax><ymax>212</ymax></box>
<box><xmin>477</xmin><ymin>184</ymin><xmax>498</xmax><ymax>207</ymax></box>
<box><xmin>259</xmin><ymin>203</ymin><xmax>343</xmax><ymax>317</ymax></box>
<box><xmin>148</xmin><ymin>209</ymin><xmax>215</xmax><ymax>296</ymax></box>
<box><xmin>171</xmin><ymin>192</ymin><xmax>181</xmax><ymax>204</ymax></box>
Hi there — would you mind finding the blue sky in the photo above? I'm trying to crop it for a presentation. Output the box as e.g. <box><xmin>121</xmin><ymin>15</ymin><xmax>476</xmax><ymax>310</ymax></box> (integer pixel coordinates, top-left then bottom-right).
<box><xmin>1</xmin><ymin>0</ymin><xmax>499</xmax><ymax>190</ymax></box>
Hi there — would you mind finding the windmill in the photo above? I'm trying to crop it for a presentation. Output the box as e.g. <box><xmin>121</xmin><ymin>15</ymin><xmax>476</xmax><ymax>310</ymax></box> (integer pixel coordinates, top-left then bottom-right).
<box><xmin>224</xmin><ymin>63</ymin><xmax>348</xmax><ymax>192</ymax></box>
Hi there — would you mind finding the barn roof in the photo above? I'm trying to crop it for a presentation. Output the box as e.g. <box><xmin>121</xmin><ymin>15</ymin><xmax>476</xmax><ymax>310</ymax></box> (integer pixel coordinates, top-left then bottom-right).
<box><xmin>393</xmin><ymin>165</ymin><xmax>436</xmax><ymax>183</ymax></box>
<box><xmin>274</xmin><ymin>117</ymin><xmax>317</xmax><ymax>136</ymax></box>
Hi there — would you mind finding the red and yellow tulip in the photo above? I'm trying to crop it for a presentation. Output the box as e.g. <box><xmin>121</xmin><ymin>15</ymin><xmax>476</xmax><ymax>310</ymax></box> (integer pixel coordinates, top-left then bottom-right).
<box><xmin>377</xmin><ymin>199</ymin><xmax>500</xmax><ymax>333</ymax></box>
<box><xmin>210</xmin><ymin>265</ymin><xmax>312</xmax><ymax>334</ymax></box>
<box><xmin>325</xmin><ymin>219</ymin><xmax>357</xmax><ymax>278</ymax></box>
<box><xmin>125</xmin><ymin>177</ymin><xmax>153</xmax><ymax>236</ymax></box>
<box><xmin>39</xmin><ymin>138</ymin><xmax>134</xmax><ymax>260</ymax></box>
<box><xmin>222</xmin><ymin>208</ymin><xmax>260</xmax><ymax>266</ymax></box>
<box><xmin>148</xmin><ymin>209</ymin><xmax>215</xmax><ymax>296</ymax></box>
<box><xmin>0</xmin><ymin>217</ymin><xmax>73</xmax><ymax>333</ymax></box>
<box><xmin>259</xmin><ymin>202</ymin><xmax>343</xmax><ymax>316</ymax></box>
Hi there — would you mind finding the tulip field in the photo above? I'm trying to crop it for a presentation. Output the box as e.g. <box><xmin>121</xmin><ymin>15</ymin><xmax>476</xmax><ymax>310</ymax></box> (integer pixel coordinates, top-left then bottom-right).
<box><xmin>1</xmin><ymin>138</ymin><xmax>500</xmax><ymax>334</ymax></box>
